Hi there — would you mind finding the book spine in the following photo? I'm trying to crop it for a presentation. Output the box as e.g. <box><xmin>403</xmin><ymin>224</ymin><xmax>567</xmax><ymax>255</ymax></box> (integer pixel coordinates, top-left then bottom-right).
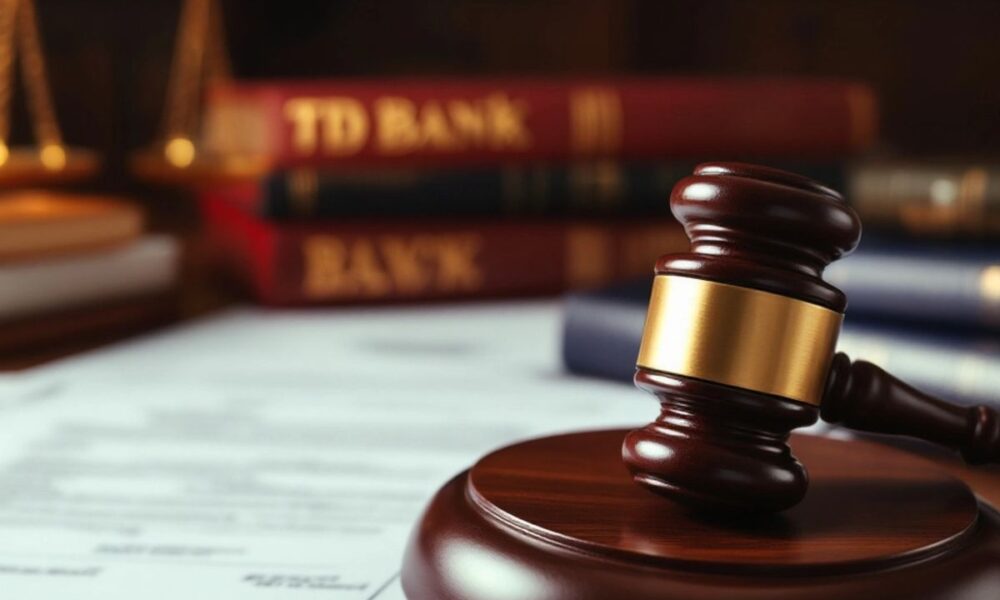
<box><xmin>201</xmin><ymin>196</ymin><xmax>687</xmax><ymax>305</ymax></box>
<box><xmin>838</xmin><ymin>323</ymin><xmax>1000</xmax><ymax>407</ymax></box>
<box><xmin>203</xmin><ymin>79</ymin><xmax>876</xmax><ymax>167</ymax></box>
<box><xmin>825</xmin><ymin>249</ymin><xmax>1000</xmax><ymax>330</ymax></box>
<box><xmin>256</xmin><ymin>163</ymin><xmax>685</xmax><ymax>219</ymax></box>
<box><xmin>848</xmin><ymin>163</ymin><xmax>1000</xmax><ymax>238</ymax></box>
<box><xmin>561</xmin><ymin>284</ymin><xmax>649</xmax><ymax>382</ymax></box>
<box><xmin>230</xmin><ymin>162</ymin><xmax>844</xmax><ymax>219</ymax></box>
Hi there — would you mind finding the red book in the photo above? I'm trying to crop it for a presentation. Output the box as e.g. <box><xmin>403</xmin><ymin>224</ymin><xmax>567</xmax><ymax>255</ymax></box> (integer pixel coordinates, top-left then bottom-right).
<box><xmin>200</xmin><ymin>194</ymin><xmax>688</xmax><ymax>305</ymax></box>
<box><xmin>203</xmin><ymin>78</ymin><xmax>877</xmax><ymax>168</ymax></box>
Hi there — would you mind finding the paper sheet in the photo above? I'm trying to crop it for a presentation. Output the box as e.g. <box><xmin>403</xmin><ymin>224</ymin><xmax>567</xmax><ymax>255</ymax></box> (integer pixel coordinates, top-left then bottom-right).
<box><xmin>0</xmin><ymin>302</ymin><xmax>651</xmax><ymax>598</ymax></box>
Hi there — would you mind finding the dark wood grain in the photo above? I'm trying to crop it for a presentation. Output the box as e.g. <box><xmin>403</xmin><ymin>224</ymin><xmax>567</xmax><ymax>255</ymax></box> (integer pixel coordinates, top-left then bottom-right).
<box><xmin>473</xmin><ymin>430</ymin><xmax>977</xmax><ymax>571</ymax></box>
<box><xmin>624</xmin><ymin>368</ymin><xmax>818</xmax><ymax>512</ymax></box>
<box><xmin>657</xmin><ymin>162</ymin><xmax>862</xmax><ymax>310</ymax></box>
<box><xmin>628</xmin><ymin>162</ymin><xmax>998</xmax><ymax>513</ymax></box>
<box><xmin>823</xmin><ymin>353</ymin><xmax>1000</xmax><ymax>464</ymax></box>
<box><xmin>402</xmin><ymin>430</ymin><xmax>1000</xmax><ymax>600</ymax></box>
<box><xmin>627</xmin><ymin>162</ymin><xmax>849</xmax><ymax>511</ymax></box>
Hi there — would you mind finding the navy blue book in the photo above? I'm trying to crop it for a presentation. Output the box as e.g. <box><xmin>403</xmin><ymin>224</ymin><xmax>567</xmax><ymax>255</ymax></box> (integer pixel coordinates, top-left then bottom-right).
<box><xmin>561</xmin><ymin>279</ymin><xmax>1000</xmax><ymax>407</ymax></box>
<box><xmin>825</xmin><ymin>240</ymin><xmax>1000</xmax><ymax>331</ymax></box>
<box><xmin>224</xmin><ymin>162</ymin><xmax>843</xmax><ymax>219</ymax></box>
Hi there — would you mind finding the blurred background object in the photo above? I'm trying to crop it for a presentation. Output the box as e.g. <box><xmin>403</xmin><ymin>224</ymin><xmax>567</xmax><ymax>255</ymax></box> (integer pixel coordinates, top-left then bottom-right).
<box><xmin>129</xmin><ymin>0</ymin><xmax>273</xmax><ymax>184</ymax></box>
<box><xmin>0</xmin><ymin>0</ymin><xmax>175</xmax><ymax>363</ymax></box>
<box><xmin>0</xmin><ymin>6</ymin><xmax>998</xmax><ymax>597</ymax></box>
<box><xmin>0</xmin><ymin>0</ymin><xmax>996</xmax><ymax>411</ymax></box>
<box><xmin>11</xmin><ymin>0</ymin><xmax>1000</xmax><ymax>225</ymax></box>
<box><xmin>0</xmin><ymin>0</ymin><xmax>99</xmax><ymax>184</ymax></box>
<box><xmin>0</xmin><ymin>189</ymin><xmax>180</xmax><ymax>361</ymax></box>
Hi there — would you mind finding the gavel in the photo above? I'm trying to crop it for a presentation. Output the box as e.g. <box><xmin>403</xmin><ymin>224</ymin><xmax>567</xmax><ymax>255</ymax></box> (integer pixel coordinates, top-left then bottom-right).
<box><xmin>623</xmin><ymin>162</ymin><xmax>1000</xmax><ymax>513</ymax></box>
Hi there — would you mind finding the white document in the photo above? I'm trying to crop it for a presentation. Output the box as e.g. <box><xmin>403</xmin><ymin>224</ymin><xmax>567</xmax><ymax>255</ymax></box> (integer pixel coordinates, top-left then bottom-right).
<box><xmin>0</xmin><ymin>302</ymin><xmax>651</xmax><ymax>598</ymax></box>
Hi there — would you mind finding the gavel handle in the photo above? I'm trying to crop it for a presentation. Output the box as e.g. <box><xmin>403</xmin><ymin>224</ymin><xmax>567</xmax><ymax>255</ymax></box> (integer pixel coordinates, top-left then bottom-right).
<box><xmin>821</xmin><ymin>352</ymin><xmax>1000</xmax><ymax>464</ymax></box>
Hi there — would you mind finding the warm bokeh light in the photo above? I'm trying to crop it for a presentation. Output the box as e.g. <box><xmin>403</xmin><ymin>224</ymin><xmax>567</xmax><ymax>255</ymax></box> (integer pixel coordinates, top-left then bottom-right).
<box><xmin>39</xmin><ymin>143</ymin><xmax>67</xmax><ymax>171</ymax></box>
<box><xmin>982</xmin><ymin>265</ymin><xmax>1000</xmax><ymax>302</ymax></box>
<box><xmin>164</xmin><ymin>136</ymin><xmax>196</xmax><ymax>168</ymax></box>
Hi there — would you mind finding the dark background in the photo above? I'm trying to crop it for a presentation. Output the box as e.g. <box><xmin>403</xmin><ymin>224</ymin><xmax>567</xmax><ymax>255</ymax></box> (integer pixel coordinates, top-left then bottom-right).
<box><xmin>10</xmin><ymin>0</ymin><xmax>1000</xmax><ymax>200</ymax></box>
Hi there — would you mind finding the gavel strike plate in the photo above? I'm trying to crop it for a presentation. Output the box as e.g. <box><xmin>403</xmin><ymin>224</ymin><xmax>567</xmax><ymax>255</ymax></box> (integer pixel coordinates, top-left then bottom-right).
<box><xmin>401</xmin><ymin>431</ymin><xmax>998</xmax><ymax>600</ymax></box>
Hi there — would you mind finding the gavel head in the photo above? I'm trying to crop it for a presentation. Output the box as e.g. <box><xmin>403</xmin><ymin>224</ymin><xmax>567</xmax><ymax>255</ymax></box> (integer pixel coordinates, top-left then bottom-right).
<box><xmin>622</xmin><ymin>162</ymin><xmax>862</xmax><ymax>512</ymax></box>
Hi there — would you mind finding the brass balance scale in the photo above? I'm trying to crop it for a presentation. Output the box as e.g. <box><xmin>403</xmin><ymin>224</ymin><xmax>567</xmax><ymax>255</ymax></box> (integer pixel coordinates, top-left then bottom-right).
<box><xmin>0</xmin><ymin>0</ymin><xmax>99</xmax><ymax>185</ymax></box>
<box><xmin>129</xmin><ymin>0</ymin><xmax>268</xmax><ymax>184</ymax></box>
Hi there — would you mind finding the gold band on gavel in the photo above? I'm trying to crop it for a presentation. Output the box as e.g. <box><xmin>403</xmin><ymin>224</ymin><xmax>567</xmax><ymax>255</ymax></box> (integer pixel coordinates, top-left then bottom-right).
<box><xmin>636</xmin><ymin>275</ymin><xmax>843</xmax><ymax>406</ymax></box>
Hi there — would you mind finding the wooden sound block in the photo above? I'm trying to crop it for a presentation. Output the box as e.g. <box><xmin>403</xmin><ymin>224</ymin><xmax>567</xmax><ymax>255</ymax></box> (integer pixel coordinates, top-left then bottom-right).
<box><xmin>402</xmin><ymin>430</ymin><xmax>1000</xmax><ymax>599</ymax></box>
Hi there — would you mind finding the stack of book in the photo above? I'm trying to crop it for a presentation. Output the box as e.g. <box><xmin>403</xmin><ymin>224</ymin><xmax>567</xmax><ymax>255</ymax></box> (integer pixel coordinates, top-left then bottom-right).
<box><xmin>0</xmin><ymin>192</ymin><xmax>181</xmax><ymax>355</ymax></box>
<box><xmin>197</xmin><ymin>77</ymin><xmax>876</xmax><ymax>305</ymax></box>
<box><xmin>833</xmin><ymin>160</ymin><xmax>1000</xmax><ymax>405</ymax></box>
<box><xmin>561</xmin><ymin>160</ymin><xmax>999</xmax><ymax>408</ymax></box>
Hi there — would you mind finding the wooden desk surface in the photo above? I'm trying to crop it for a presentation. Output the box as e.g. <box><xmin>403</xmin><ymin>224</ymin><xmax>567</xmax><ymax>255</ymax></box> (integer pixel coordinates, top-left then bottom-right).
<box><xmin>868</xmin><ymin>437</ymin><xmax>1000</xmax><ymax>510</ymax></box>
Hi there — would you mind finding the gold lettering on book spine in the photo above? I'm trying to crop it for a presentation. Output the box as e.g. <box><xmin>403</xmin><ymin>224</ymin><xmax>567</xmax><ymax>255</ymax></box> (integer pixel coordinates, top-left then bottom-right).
<box><xmin>302</xmin><ymin>233</ymin><xmax>484</xmax><ymax>299</ymax></box>
<box><xmin>448</xmin><ymin>100</ymin><xmax>489</xmax><ymax>145</ymax></box>
<box><xmin>485</xmin><ymin>93</ymin><xmax>532</xmax><ymax>150</ymax></box>
<box><xmin>284</xmin><ymin>98</ymin><xmax>368</xmax><ymax>156</ymax></box>
<box><xmin>568</xmin><ymin>162</ymin><xmax>624</xmax><ymax>211</ymax></box>
<box><xmin>284</xmin><ymin>93</ymin><xmax>532</xmax><ymax>157</ymax></box>
<box><xmin>375</xmin><ymin>97</ymin><xmax>422</xmax><ymax>154</ymax></box>
<box><xmin>287</xmin><ymin>169</ymin><xmax>318</xmax><ymax>217</ymax></box>
<box><xmin>569</xmin><ymin>88</ymin><xmax>623</xmax><ymax>156</ymax></box>
<box><xmin>375</xmin><ymin>93</ymin><xmax>531</xmax><ymax>155</ymax></box>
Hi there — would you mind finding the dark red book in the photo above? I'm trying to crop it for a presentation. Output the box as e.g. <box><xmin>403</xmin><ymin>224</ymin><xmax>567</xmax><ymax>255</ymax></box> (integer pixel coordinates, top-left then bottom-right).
<box><xmin>200</xmin><ymin>194</ymin><xmax>688</xmax><ymax>305</ymax></box>
<box><xmin>203</xmin><ymin>78</ymin><xmax>877</xmax><ymax>168</ymax></box>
